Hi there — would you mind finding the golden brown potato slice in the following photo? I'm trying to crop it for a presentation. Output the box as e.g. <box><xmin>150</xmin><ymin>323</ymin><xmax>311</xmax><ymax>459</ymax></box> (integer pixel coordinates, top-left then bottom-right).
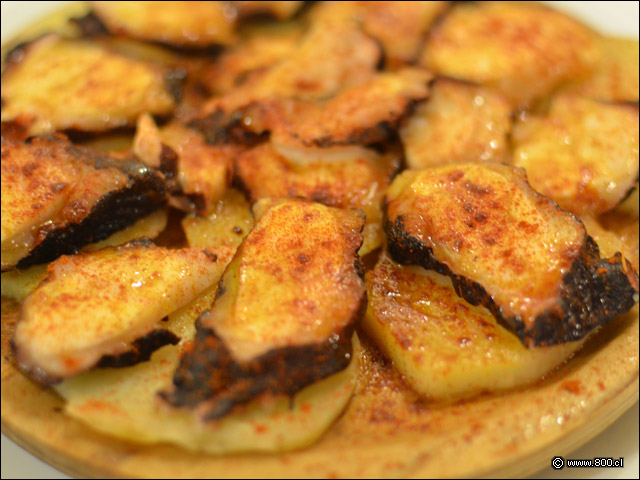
<box><xmin>401</xmin><ymin>78</ymin><xmax>512</xmax><ymax>168</ymax></box>
<box><xmin>90</xmin><ymin>1</ymin><xmax>236</xmax><ymax>47</ymax></box>
<box><xmin>234</xmin><ymin>143</ymin><xmax>399</xmax><ymax>256</ymax></box>
<box><xmin>188</xmin><ymin>18</ymin><xmax>382</xmax><ymax>143</ymax></box>
<box><xmin>193</xmin><ymin>17</ymin><xmax>381</xmax><ymax>122</ymax></box>
<box><xmin>564</xmin><ymin>36</ymin><xmax>639</xmax><ymax>103</ymax></box>
<box><xmin>56</xmin><ymin>333</ymin><xmax>359</xmax><ymax>454</ymax></box>
<box><xmin>74</xmin><ymin>35</ymin><xmax>221</xmax><ymax>119</ymax></box>
<box><xmin>364</xmin><ymin>251</ymin><xmax>586</xmax><ymax>400</ymax></box>
<box><xmin>358</xmin><ymin>1</ymin><xmax>449</xmax><ymax>65</ymax></box>
<box><xmin>182</xmin><ymin>189</ymin><xmax>254</xmax><ymax>250</ymax></box>
<box><xmin>512</xmin><ymin>95</ymin><xmax>639</xmax><ymax>215</ymax></box>
<box><xmin>200</xmin><ymin>26</ymin><xmax>302</xmax><ymax>95</ymax></box>
<box><xmin>420</xmin><ymin>2</ymin><xmax>600</xmax><ymax>107</ymax></box>
<box><xmin>1</xmin><ymin>209</ymin><xmax>168</xmax><ymax>302</ymax></box>
<box><xmin>13</xmin><ymin>241</ymin><xmax>233</xmax><ymax>383</ymax></box>
<box><xmin>250</xmin><ymin>17</ymin><xmax>381</xmax><ymax>102</ymax></box>
<box><xmin>363</xmin><ymin>1</ymin><xmax>448</xmax><ymax>65</ymax></box>
<box><xmin>56</xmin><ymin>274</ymin><xmax>359</xmax><ymax>454</ymax></box>
<box><xmin>162</xmin><ymin>199</ymin><xmax>365</xmax><ymax>420</ymax></box>
<box><xmin>236</xmin><ymin>68</ymin><xmax>433</xmax><ymax>149</ymax></box>
<box><xmin>133</xmin><ymin>115</ymin><xmax>234</xmax><ymax>215</ymax></box>
<box><xmin>200</xmin><ymin>198</ymin><xmax>365</xmax><ymax>361</ymax></box>
<box><xmin>385</xmin><ymin>164</ymin><xmax>639</xmax><ymax>346</ymax></box>
<box><xmin>191</xmin><ymin>68</ymin><xmax>431</xmax><ymax>148</ymax></box>
<box><xmin>309</xmin><ymin>1</ymin><xmax>449</xmax><ymax>66</ymax></box>
<box><xmin>1</xmin><ymin>35</ymin><xmax>175</xmax><ymax>135</ymax></box>
<box><xmin>1</xmin><ymin>136</ymin><xmax>166</xmax><ymax>270</ymax></box>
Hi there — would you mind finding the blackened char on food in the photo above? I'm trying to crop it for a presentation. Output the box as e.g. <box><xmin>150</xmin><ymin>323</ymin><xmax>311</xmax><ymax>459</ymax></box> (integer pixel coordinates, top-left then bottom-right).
<box><xmin>1</xmin><ymin>135</ymin><xmax>166</xmax><ymax>270</ymax></box>
<box><xmin>161</xmin><ymin>314</ymin><xmax>357</xmax><ymax>420</ymax></box>
<box><xmin>96</xmin><ymin>329</ymin><xmax>180</xmax><ymax>369</ymax></box>
<box><xmin>161</xmin><ymin>199</ymin><xmax>366</xmax><ymax>419</ymax></box>
<box><xmin>384</xmin><ymin>164</ymin><xmax>639</xmax><ymax>347</ymax></box>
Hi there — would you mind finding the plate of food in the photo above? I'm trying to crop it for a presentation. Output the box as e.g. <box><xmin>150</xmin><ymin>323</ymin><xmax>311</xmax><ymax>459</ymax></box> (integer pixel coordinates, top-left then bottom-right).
<box><xmin>1</xmin><ymin>1</ymin><xmax>638</xmax><ymax>478</ymax></box>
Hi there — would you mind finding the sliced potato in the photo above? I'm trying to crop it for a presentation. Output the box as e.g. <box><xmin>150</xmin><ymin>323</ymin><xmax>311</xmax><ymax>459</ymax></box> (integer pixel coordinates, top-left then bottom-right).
<box><xmin>240</xmin><ymin>68</ymin><xmax>433</xmax><ymax>149</ymax></box>
<box><xmin>309</xmin><ymin>1</ymin><xmax>449</xmax><ymax>66</ymax></box>
<box><xmin>358</xmin><ymin>1</ymin><xmax>450</xmax><ymax>65</ymax></box>
<box><xmin>163</xmin><ymin>199</ymin><xmax>365</xmax><ymax>420</ymax></box>
<box><xmin>13</xmin><ymin>242</ymin><xmax>233</xmax><ymax>383</ymax></box>
<box><xmin>401</xmin><ymin>78</ymin><xmax>511</xmax><ymax>168</ymax></box>
<box><xmin>199</xmin><ymin>198</ymin><xmax>365</xmax><ymax>362</ymax></box>
<box><xmin>564</xmin><ymin>36</ymin><xmax>639</xmax><ymax>102</ymax></box>
<box><xmin>195</xmin><ymin>16</ymin><xmax>381</xmax><ymax>119</ymax></box>
<box><xmin>235</xmin><ymin>143</ymin><xmax>399</xmax><ymax>257</ymax></box>
<box><xmin>1</xmin><ymin>137</ymin><xmax>84</xmax><ymax>267</ymax></box>
<box><xmin>134</xmin><ymin>115</ymin><xmax>234</xmax><ymax>215</ymax></box>
<box><xmin>252</xmin><ymin>16</ymin><xmax>381</xmax><ymax>101</ymax></box>
<box><xmin>1</xmin><ymin>35</ymin><xmax>175</xmax><ymax>135</ymax></box>
<box><xmin>55</xmin><ymin>335</ymin><xmax>359</xmax><ymax>454</ymax></box>
<box><xmin>364</xmin><ymin>251</ymin><xmax>586</xmax><ymax>400</ymax></box>
<box><xmin>200</xmin><ymin>26</ymin><xmax>302</xmax><ymax>95</ymax></box>
<box><xmin>385</xmin><ymin>165</ymin><xmax>639</xmax><ymax>346</ymax></box>
<box><xmin>1</xmin><ymin>135</ymin><xmax>166</xmax><ymax>270</ymax></box>
<box><xmin>182</xmin><ymin>189</ymin><xmax>254</xmax><ymax>250</ymax></box>
<box><xmin>91</xmin><ymin>1</ymin><xmax>236</xmax><ymax>47</ymax></box>
<box><xmin>512</xmin><ymin>95</ymin><xmax>639</xmax><ymax>215</ymax></box>
<box><xmin>421</xmin><ymin>2</ymin><xmax>600</xmax><ymax>107</ymax></box>
<box><xmin>83</xmin><ymin>209</ymin><xmax>168</xmax><ymax>252</ymax></box>
<box><xmin>1</xmin><ymin>209</ymin><xmax>168</xmax><ymax>302</ymax></box>
<box><xmin>0</xmin><ymin>264</ymin><xmax>47</xmax><ymax>302</ymax></box>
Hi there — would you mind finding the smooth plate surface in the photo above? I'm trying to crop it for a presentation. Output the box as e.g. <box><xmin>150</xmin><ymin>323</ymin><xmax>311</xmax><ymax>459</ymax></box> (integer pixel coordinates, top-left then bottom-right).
<box><xmin>1</xmin><ymin>1</ymin><xmax>639</xmax><ymax>479</ymax></box>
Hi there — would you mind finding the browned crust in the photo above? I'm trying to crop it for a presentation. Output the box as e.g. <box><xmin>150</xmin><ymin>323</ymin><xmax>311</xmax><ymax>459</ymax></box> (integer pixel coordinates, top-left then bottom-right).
<box><xmin>230</xmin><ymin>143</ymin><xmax>400</xmax><ymax>216</ymax></box>
<box><xmin>1</xmin><ymin>289</ymin><xmax>639</xmax><ymax>478</ymax></box>
<box><xmin>86</xmin><ymin>3</ymin><xmax>233</xmax><ymax>52</ymax></box>
<box><xmin>13</xmin><ymin>326</ymin><xmax>181</xmax><ymax>385</ymax></box>
<box><xmin>0</xmin><ymin>119</ymin><xmax>30</xmax><ymax>142</ymax></box>
<box><xmin>188</xmin><ymin>67</ymin><xmax>432</xmax><ymax>148</ymax></box>
<box><xmin>385</xmin><ymin>214</ymin><xmax>639</xmax><ymax>347</ymax></box>
<box><xmin>17</xmin><ymin>179</ymin><xmax>166</xmax><ymax>269</ymax></box>
<box><xmin>250</xmin><ymin>94</ymin><xmax>427</xmax><ymax>148</ymax></box>
<box><xmin>160</xmin><ymin>303</ymin><xmax>362</xmax><ymax>421</ymax></box>
<box><xmin>70</xmin><ymin>12</ymin><xmax>109</xmax><ymax>37</ymax></box>
<box><xmin>187</xmin><ymin>107</ymin><xmax>268</xmax><ymax>146</ymax></box>
<box><xmin>189</xmin><ymin>98</ymin><xmax>423</xmax><ymax>149</ymax></box>
<box><xmin>161</xmin><ymin>200</ymin><xmax>368</xmax><ymax>419</ymax></box>
<box><xmin>298</xmin><ymin>104</ymin><xmax>419</xmax><ymax>148</ymax></box>
<box><xmin>95</xmin><ymin>328</ymin><xmax>180</xmax><ymax>369</ymax></box>
<box><xmin>2</xmin><ymin>34</ymin><xmax>185</xmax><ymax>119</ymax></box>
<box><xmin>10</xmin><ymin>137</ymin><xmax>167</xmax><ymax>269</ymax></box>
